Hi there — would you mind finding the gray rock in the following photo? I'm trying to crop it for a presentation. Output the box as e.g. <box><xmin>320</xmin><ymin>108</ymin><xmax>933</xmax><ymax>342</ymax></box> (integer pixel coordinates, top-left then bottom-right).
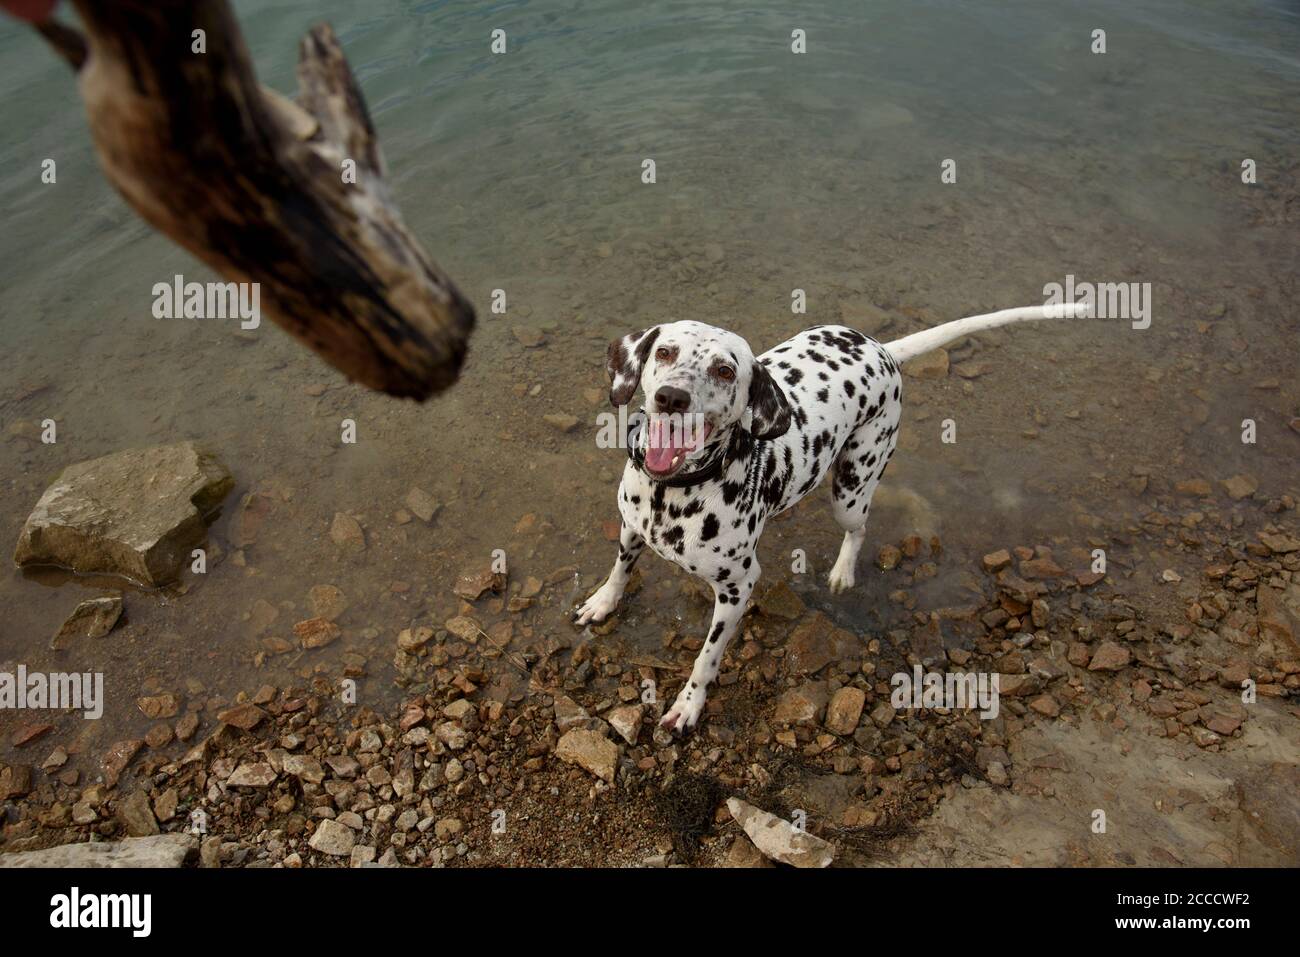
<box><xmin>607</xmin><ymin>704</ymin><xmax>644</xmax><ymax>745</ymax></box>
<box><xmin>227</xmin><ymin>762</ymin><xmax>276</xmax><ymax>787</ymax></box>
<box><xmin>308</xmin><ymin>819</ymin><xmax>356</xmax><ymax>856</ymax></box>
<box><xmin>553</xmin><ymin>695</ymin><xmax>590</xmax><ymax>732</ymax></box>
<box><xmin>0</xmin><ymin>834</ymin><xmax>195</xmax><ymax>868</ymax></box>
<box><xmin>14</xmin><ymin>442</ymin><xmax>233</xmax><ymax>585</ymax></box>
<box><xmin>726</xmin><ymin>797</ymin><xmax>835</xmax><ymax>868</ymax></box>
<box><xmin>282</xmin><ymin>754</ymin><xmax>325</xmax><ymax>784</ymax></box>
<box><xmin>51</xmin><ymin>594</ymin><xmax>123</xmax><ymax>648</ymax></box>
<box><xmin>404</xmin><ymin>487</ymin><xmax>440</xmax><ymax>523</ymax></box>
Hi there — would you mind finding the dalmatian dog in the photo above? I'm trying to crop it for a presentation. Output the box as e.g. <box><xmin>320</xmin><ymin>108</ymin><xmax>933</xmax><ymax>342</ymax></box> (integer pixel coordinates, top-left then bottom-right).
<box><xmin>574</xmin><ymin>304</ymin><xmax>1084</xmax><ymax>733</ymax></box>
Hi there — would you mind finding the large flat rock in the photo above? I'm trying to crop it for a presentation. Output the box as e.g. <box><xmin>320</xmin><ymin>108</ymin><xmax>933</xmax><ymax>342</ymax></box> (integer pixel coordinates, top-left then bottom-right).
<box><xmin>0</xmin><ymin>833</ymin><xmax>196</xmax><ymax>868</ymax></box>
<box><xmin>14</xmin><ymin>442</ymin><xmax>233</xmax><ymax>585</ymax></box>
<box><xmin>726</xmin><ymin>797</ymin><xmax>835</xmax><ymax>868</ymax></box>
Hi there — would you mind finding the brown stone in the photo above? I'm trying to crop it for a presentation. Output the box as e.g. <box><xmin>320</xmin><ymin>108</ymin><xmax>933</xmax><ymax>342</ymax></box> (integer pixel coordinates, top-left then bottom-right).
<box><xmin>555</xmin><ymin>728</ymin><xmax>619</xmax><ymax>783</ymax></box>
<box><xmin>453</xmin><ymin>568</ymin><xmax>506</xmax><ymax>601</ymax></box>
<box><xmin>825</xmin><ymin>687</ymin><xmax>866</xmax><ymax>735</ymax></box>
<box><xmin>982</xmin><ymin>549</ymin><xmax>1012</xmax><ymax>572</ymax></box>
<box><xmin>774</xmin><ymin>682</ymin><xmax>828</xmax><ymax>725</ymax></box>
<box><xmin>217</xmin><ymin>703</ymin><xmax>266</xmax><ymax>730</ymax></box>
<box><xmin>294</xmin><ymin>617</ymin><xmax>341</xmax><ymax>649</ymax></box>
<box><xmin>50</xmin><ymin>595</ymin><xmax>124</xmax><ymax>648</ymax></box>
<box><xmin>137</xmin><ymin>693</ymin><xmax>181</xmax><ymax>719</ymax></box>
<box><xmin>1088</xmin><ymin>641</ymin><xmax>1131</xmax><ymax>672</ymax></box>
<box><xmin>102</xmin><ymin>739</ymin><xmax>143</xmax><ymax>788</ymax></box>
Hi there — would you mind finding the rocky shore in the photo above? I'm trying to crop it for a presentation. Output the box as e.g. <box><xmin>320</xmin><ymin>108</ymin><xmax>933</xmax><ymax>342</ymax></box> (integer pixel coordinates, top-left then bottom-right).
<box><xmin>3</xmin><ymin>465</ymin><xmax>1296</xmax><ymax>867</ymax></box>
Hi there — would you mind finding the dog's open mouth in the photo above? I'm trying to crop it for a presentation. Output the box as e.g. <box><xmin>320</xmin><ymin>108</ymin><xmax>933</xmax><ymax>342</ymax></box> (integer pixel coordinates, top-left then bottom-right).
<box><xmin>644</xmin><ymin>414</ymin><xmax>713</xmax><ymax>478</ymax></box>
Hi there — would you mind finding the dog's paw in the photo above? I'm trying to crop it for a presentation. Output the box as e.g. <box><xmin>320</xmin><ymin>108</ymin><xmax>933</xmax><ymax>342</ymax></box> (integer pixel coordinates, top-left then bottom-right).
<box><xmin>827</xmin><ymin>562</ymin><xmax>855</xmax><ymax>594</ymax></box>
<box><xmin>660</xmin><ymin>689</ymin><xmax>705</xmax><ymax>734</ymax></box>
<box><xmin>573</xmin><ymin>584</ymin><xmax>619</xmax><ymax>625</ymax></box>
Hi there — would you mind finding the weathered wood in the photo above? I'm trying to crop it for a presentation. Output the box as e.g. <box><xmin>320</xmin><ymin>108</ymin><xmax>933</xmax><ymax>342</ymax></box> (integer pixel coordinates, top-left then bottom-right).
<box><xmin>35</xmin><ymin>1</ymin><xmax>474</xmax><ymax>400</ymax></box>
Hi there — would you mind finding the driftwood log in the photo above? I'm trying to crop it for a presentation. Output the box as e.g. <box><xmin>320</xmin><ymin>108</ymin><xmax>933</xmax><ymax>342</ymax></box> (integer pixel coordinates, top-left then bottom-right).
<box><xmin>34</xmin><ymin>1</ymin><xmax>474</xmax><ymax>400</ymax></box>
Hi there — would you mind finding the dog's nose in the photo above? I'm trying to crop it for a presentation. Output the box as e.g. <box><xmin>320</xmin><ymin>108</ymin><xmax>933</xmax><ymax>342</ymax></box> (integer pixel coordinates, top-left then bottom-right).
<box><xmin>653</xmin><ymin>386</ymin><xmax>692</xmax><ymax>414</ymax></box>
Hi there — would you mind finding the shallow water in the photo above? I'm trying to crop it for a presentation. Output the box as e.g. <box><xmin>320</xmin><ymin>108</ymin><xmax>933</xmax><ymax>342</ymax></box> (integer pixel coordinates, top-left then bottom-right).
<box><xmin>1</xmin><ymin>1</ymin><xmax>1297</xmax><ymax>773</ymax></box>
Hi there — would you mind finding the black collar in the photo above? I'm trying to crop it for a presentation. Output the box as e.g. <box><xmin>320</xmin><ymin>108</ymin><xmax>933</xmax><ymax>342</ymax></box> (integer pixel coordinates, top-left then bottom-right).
<box><xmin>627</xmin><ymin>416</ymin><xmax>742</xmax><ymax>489</ymax></box>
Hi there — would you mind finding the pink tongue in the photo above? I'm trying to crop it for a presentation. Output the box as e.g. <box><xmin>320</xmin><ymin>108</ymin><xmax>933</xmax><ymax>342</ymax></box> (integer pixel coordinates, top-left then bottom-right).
<box><xmin>645</xmin><ymin>416</ymin><xmax>688</xmax><ymax>474</ymax></box>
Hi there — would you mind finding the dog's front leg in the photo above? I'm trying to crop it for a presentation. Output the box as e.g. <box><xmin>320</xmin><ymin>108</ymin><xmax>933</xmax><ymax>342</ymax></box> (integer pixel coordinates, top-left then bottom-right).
<box><xmin>661</xmin><ymin>563</ymin><xmax>760</xmax><ymax>733</ymax></box>
<box><xmin>574</xmin><ymin>520</ymin><xmax>645</xmax><ymax>625</ymax></box>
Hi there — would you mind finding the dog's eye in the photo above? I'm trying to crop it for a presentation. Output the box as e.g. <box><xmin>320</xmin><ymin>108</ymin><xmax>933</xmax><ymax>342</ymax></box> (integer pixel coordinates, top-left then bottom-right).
<box><xmin>655</xmin><ymin>347</ymin><xmax>673</xmax><ymax>362</ymax></box>
<box><xmin>715</xmin><ymin>365</ymin><xmax>735</xmax><ymax>382</ymax></box>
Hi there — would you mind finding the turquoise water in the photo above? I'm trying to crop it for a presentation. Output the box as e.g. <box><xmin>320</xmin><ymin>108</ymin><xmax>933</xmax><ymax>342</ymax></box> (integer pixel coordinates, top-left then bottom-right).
<box><xmin>0</xmin><ymin>1</ymin><xmax>1297</xmax><ymax>758</ymax></box>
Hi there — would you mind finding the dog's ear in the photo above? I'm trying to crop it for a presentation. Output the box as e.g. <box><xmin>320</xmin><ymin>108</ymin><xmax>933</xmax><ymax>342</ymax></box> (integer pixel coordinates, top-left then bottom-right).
<box><xmin>606</xmin><ymin>326</ymin><xmax>660</xmax><ymax>406</ymax></box>
<box><xmin>747</xmin><ymin>361</ymin><xmax>792</xmax><ymax>440</ymax></box>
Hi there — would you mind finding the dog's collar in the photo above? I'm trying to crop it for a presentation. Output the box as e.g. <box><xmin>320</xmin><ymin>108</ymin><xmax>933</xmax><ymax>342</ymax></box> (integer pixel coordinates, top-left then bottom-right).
<box><xmin>627</xmin><ymin>417</ymin><xmax>740</xmax><ymax>489</ymax></box>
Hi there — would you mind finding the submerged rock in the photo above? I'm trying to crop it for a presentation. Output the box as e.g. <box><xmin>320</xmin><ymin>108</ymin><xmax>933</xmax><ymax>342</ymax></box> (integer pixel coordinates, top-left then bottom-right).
<box><xmin>903</xmin><ymin>348</ymin><xmax>949</xmax><ymax>380</ymax></box>
<box><xmin>14</xmin><ymin>442</ymin><xmax>233</xmax><ymax>585</ymax></box>
<box><xmin>50</xmin><ymin>594</ymin><xmax>123</xmax><ymax>649</ymax></box>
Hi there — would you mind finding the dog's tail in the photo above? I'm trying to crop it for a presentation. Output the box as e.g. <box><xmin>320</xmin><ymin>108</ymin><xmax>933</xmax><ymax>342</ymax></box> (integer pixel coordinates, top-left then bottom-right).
<box><xmin>882</xmin><ymin>303</ymin><xmax>1087</xmax><ymax>365</ymax></box>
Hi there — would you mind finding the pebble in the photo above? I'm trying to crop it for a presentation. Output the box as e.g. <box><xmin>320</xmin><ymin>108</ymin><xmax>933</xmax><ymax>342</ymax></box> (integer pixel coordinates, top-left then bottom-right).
<box><xmin>309</xmin><ymin>819</ymin><xmax>356</xmax><ymax>857</ymax></box>
<box><xmin>1087</xmin><ymin>641</ymin><xmax>1131</xmax><ymax>672</ymax></box>
<box><xmin>903</xmin><ymin>348</ymin><xmax>949</xmax><ymax>379</ymax></box>
<box><xmin>50</xmin><ymin>594</ymin><xmax>123</xmax><ymax>649</ymax></box>
<box><xmin>607</xmin><ymin>704</ymin><xmax>644</xmax><ymax>745</ymax></box>
<box><xmin>404</xmin><ymin>486</ymin><xmax>440</xmax><ymax>523</ymax></box>
<box><xmin>102</xmin><ymin>740</ymin><xmax>142</xmax><ymax>788</ymax></box>
<box><xmin>982</xmin><ymin>549</ymin><xmax>1012</xmax><ymax>572</ymax></box>
<box><xmin>227</xmin><ymin>762</ymin><xmax>276</xmax><ymax>787</ymax></box>
<box><xmin>283</xmin><ymin>754</ymin><xmax>325</xmax><ymax>783</ymax></box>
<box><xmin>218</xmin><ymin>703</ymin><xmax>266</xmax><ymax>730</ymax></box>
<box><xmin>1175</xmin><ymin>479</ymin><xmax>1212</xmax><ymax>497</ymax></box>
<box><xmin>553</xmin><ymin>695</ymin><xmax>590</xmax><ymax>732</ymax></box>
<box><xmin>115</xmin><ymin>790</ymin><xmax>159</xmax><ymax>837</ymax></box>
<box><xmin>434</xmin><ymin>818</ymin><xmax>463</xmax><ymax>841</ymax></box>
<box><xmin>825</xmin><ymin>687</ymin><xmax>866</xmax><ymax>735</ymax></box>
<box><xmin>755</xmin><ymin>580</ymin><xmax>805</xmax><ymax>620</ymax></box>
<box><xmin>513</xmin><ymin>327</ymin><xmax>546</xmax><ymax>348</ymax></box>
<box><xmin>175</xmin><ymin>712</ymin><xmax>200</xmax><ymax>741</ymax></box>
<box><xmin>774</xmin><ymin>682</ymin><xmax>827</xmax><ymax>726</ymax></box>
<box><xmin>555</xmin><ymin>728</ymin><xmax>619</xmax><ymax>783</ymax></box>
<box><xmin>328</xmin><ymin>512</ymin><xmax>366</xmax><ymax>550</ymax></box>
<box><xmin>1221</xmin><ymin>474</ymin><xmax>1258</xmax><ymax>500</ymax></box>
<box><xmin>308</xmin><ymin>584</ymin><xmax>348</xmax><ymax>621</ymax></box>
<box><xmin>137</xmin><ymin>693</ymin><xmax>181</xmax><ymax>719</ymax></box>
<box><xmin>294</xmin><ymin>617</ymin><xmax>341</xmax><ymax>649</ymax></box>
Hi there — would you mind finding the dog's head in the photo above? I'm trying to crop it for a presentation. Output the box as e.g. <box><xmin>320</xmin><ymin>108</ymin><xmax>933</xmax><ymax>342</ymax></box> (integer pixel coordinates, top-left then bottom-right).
<box><xmin>606</xmin><ymin>320</ymin><xmax>791</xmax><ymax>479</ymax></box>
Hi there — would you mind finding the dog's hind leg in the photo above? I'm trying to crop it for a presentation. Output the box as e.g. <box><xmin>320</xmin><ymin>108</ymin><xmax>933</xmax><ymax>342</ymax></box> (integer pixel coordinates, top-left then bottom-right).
<box><xmin>827</xmin><ymin>407</ymin><xmax>899</xmax><ymax>593</ymax></box>
<box><xmin>574</xmin><ymin>520</ymin><xmax>645</xmax><ymax>625</ymax></box>
<box><xmin>661</xmin><ymin>562</ymin><xmax>760</xmax><ymax>733</ymax></box>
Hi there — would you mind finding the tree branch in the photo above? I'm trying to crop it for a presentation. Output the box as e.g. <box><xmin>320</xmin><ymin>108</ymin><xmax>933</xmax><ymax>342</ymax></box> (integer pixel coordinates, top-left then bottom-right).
<box><xmin>40</xmin><ymin>0</ymin><xmax>474</xmax><ymax>400</ymax></box>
